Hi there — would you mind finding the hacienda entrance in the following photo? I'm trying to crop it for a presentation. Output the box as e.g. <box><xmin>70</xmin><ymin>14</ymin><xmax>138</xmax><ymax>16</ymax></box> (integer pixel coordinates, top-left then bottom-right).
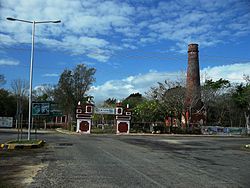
<box><xmin>76</xmin><ymin>99</ymin><xmax>131</xmax><ymax>134</ymax></box>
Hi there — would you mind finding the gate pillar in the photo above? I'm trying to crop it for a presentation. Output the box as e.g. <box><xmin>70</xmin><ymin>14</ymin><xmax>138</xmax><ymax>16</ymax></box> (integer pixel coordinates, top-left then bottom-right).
<box><xmin>115</xmin><ymin>102</ymin><xmax>131</xmax><ymax>134</ymax></box>
<box><xmin>76</xmin><ymin>100</ymin><xmax>94</xmax><ymax>134</ymax></box>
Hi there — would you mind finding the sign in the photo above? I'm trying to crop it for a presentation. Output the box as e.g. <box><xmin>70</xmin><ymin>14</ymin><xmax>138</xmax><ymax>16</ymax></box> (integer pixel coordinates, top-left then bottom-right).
<box><xmin>95</xmin><ymin>108</ymin><xmax>115</xmax><ymax>115</ymax></box>
<box><xmin>32</xmin><ymin>102</ymin><xmax>50</xmax><ymax>116</ymax></box>
<box><xmin>50</xmin><ymin>110</ymin><xmax>63</xmax><ymax>117</ymax></box>
<box><xmin>0</xmin><ymin>117</ymin><xmax>13</xmax><ymax>128</ymax></box>
<box><xmin>50</xmin><ymin>103</ymin><xmax>63</xmax><ymax>116</ymax></box>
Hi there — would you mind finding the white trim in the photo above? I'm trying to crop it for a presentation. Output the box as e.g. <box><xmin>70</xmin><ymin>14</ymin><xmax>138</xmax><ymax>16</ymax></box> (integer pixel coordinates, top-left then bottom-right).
<box><xmin>76</xmin><ymin>109</ymin><xmax>82</xmax><ymax>113</ymax></box>
<box><xmin>85</xmin><ymin>106</ymin><xmax>93</xmax><ymax>114</ymax></box>
<box><xmin>116</xmin><ymin>120</ymin><xmax>130</xmax><ymax>134</ymax></box>
<box><xmin>115</xmin><ymin>107</ymin><xmax>123</xmax><ymax>115</ymax></box>
<box><xmin>76</xmin><ymin>119</ymin><xmax>91</xmax><ymax>134</ymax></box>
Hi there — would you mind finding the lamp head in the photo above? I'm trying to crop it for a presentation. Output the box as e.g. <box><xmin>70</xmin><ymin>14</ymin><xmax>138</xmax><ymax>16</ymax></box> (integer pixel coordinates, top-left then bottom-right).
<box><xmin>53</xmin><ymin>20</ymin><xmax>61</xmax><ymax>23</ymax></box>
<box><xmin>6</xmin><ymin>17</ymin><xmax>16</xmax><ymax>21</ymax></box>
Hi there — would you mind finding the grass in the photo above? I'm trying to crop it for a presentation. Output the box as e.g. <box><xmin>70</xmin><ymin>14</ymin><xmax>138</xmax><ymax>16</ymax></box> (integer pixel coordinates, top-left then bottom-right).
<box><xmin>0</xmin><ymin>182</ymin><xmax>13</xmax><ymax>188</ymax></box>
<box><xmin>91</xmin><ymin>127</ymin><xmax>116</xmax><ymax>134</ymax></box>
<box><xmin>7</xmin><ymin>140</ymin><xmax>41</xmax><ymax>145</ymax></box>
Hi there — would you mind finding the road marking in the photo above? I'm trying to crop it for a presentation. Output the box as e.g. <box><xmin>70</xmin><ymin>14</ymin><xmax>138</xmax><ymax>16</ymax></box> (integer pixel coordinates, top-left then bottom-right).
<box><xmin>98</xmin><ymin>147</ymin><xmax>164</xmax><ymax>188</ymax></box>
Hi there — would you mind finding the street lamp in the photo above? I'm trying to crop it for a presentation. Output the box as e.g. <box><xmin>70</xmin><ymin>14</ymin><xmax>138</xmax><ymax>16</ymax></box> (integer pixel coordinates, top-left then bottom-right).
<box><xmin>7</xmin><ymin>17</ymin><xmax>61</xmax><ymax>140</ymax></box>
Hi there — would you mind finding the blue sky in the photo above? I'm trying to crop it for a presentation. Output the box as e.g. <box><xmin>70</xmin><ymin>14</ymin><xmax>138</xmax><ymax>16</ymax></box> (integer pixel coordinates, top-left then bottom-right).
<box><xmin>0</xmin><ymin>0</ymin><xmax>250</xmax><ymax>103</ymax></box>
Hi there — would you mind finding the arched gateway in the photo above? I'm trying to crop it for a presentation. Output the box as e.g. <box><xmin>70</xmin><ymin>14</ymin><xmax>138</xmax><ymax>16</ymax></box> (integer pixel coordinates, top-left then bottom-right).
<box><xmin>76</xmin><ymin>100</ymin><xmax>131</xmax><ymax>134</ymax></box>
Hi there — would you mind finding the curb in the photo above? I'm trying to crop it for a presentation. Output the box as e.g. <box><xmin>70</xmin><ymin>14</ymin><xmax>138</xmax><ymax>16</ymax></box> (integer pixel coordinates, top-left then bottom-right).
<box><xmin>0</xmin><ymin>140</ymin><xmax>46</xmax><ymax>150</ymax></box>
<box><xmin>56</xmin><ymin>128</ymin><xmax>79</xmax><ymax>135</ymax></box>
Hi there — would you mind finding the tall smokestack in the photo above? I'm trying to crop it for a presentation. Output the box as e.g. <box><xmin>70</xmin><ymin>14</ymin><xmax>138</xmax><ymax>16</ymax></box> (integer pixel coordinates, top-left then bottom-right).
<box><xmin>185</xmin><ymin>43</ymin><xmax>201</xmax><ymax>110</ymax></box>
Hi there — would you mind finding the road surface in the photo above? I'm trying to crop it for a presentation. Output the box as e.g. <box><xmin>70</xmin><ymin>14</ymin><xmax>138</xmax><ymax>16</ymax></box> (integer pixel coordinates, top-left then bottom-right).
<box><xmin>0</xmin><ymin>130</ymin><xmax>250</xmax><ymax>187</ymax></box>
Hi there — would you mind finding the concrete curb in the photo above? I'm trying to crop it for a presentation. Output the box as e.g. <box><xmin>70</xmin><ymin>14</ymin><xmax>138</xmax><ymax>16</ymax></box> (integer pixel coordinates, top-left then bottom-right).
<box><xmin>0</xmin><ymin>140</ymin><xmax>46</xmax><ymax>150</ymax></box>
<box><xmin>56</xmin><ymin>128</ymin><xmax>79</xmax><ymax>135</ymax></box>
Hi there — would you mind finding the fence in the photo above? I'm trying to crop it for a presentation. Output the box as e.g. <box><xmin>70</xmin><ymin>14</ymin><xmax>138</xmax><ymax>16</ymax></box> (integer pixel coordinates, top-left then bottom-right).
<box><xmin>201</xmin><ymin>126</ymin><xmax>246</xmax><ymax>135</ymax></box>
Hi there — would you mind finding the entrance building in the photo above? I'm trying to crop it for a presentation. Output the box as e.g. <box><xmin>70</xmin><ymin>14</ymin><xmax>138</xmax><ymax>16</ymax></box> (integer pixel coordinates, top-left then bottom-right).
<box><xmin>76</xmin><ymin>100</ymin><xmax>131</xmax><ymax>134</ymax></box>
<box><xmin>115</xmin><ymin>102</ymin><xmax>131</xmax><ymax>134</ymax></box>
<box><xmin>76</xmin><ymin>100</ymin><xmax>94</xmax><ymax>133</ymax></box>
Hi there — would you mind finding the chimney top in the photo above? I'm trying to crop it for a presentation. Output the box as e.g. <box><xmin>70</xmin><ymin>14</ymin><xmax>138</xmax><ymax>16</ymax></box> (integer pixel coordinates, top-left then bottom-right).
<box><xmin>188</xmin><ymin>43</ymin><xmax>199</xmax><ymax>53</ymax></box>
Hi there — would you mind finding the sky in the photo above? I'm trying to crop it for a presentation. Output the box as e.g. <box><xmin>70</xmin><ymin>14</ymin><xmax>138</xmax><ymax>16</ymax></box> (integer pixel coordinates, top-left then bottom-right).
<box><xmin>0</xmin><ymin>0</ymin><xmax>250</xmax><ymax>103</ymax></box>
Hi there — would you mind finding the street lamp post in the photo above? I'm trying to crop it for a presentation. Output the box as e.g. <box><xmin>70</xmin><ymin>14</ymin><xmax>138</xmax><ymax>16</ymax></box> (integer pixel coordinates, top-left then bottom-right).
<box><xmin>7</xmin><ymin>17</ymin><xmax>61</xmax><ymax>140</ymax></box>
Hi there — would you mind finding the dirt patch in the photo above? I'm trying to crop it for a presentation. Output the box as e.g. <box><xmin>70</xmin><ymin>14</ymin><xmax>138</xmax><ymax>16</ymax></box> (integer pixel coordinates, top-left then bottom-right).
<box><xmin>0</xmin><ymin>148</ymin><xmax>47</xmax><ymax>187</ymax></box>
<box><xmin>23</xmin><ymin>164</ymin><xmax>48</xmax><ymax>185</ymax></box>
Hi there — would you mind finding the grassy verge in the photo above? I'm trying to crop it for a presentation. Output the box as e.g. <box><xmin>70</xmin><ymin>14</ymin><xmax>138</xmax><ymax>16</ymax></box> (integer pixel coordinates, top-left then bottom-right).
<box><xmin>7</xmin><ymin>140</ymin><xmax>41</xmax><ymax>145</ymax></box>
<box><xmin>0</xmin><ymin>182</ymin><xmax>13</xmax><ymax>188</ymax></box>
<box><xmin>91</xmin><ymin>127</ymin><xmax>116</xmax><ymax>134</ymax></box>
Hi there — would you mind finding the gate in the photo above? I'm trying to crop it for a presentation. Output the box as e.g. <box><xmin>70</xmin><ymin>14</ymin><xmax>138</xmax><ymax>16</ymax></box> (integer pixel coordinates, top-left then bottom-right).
<box><xmin>76</xmin><ymin>99</ymin><xmax>131</xmax><ymax>134</ymax></box>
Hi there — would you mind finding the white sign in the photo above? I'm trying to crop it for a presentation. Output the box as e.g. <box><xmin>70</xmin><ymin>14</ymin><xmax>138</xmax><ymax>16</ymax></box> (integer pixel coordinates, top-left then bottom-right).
<box><xmin>95</xmin><ymin>108</ymin><xmax>115</xmax><ymax>115</ymax></box>
<box><xmin>0</xmin><ymin>117</ymin><xmax>13</xmax><ymax>128</ymax></box>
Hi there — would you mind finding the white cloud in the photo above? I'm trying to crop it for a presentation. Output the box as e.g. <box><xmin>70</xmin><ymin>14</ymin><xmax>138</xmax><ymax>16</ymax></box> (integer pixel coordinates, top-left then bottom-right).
<box><xmin>89</xmin><ymin>62</ymin><xmax>250</xmax><ymax>103</ymax></box>
<box><xmin>144</xmin><ymin>1</ymin><xmax>250</xmax><ymax>52</ymax></box>
<box><xmin>89</xmin><ymin>70</ymin><xmax>183</xmax><ymax>103</ymax></box>
<box><xmin>42</xmin><ymin>73</ymin><xmax>58</xmax><ymax>77</ymax></box>
<box><xmin>1</xmin><ymin>0</ymin><xmax>136</xmax><ymax>62</ymax></box>
<box><xmin>201</xmin><ymin>63</ymin><xmax>250</xmax><ymax>83</ymax></box>
<box><xmin>0</xmin><ymin>59</ymin><xmax>19</xmax><ymax>66</ymax></box>
<box><xmin>1</xmin><ymin>0</ymin><xmax>249</xmax><ymax>61</ymax></box>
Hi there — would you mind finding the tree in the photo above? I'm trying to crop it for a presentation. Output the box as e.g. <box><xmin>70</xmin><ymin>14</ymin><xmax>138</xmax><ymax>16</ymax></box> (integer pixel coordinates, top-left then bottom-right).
<box><xmin>0</xmin><ymin>74</ymin><xmax>6</xmax><ymax>87</ymax></box>
<box><xmin>201</xmin><ymin>78</ymin><xmax>230</xmax><ymax>125</ymax></box>
<box><xmin>232</xmin><ymin>83</ymin><xmax>250</xmax><ymax>134</ymax></box>
<box><xmin>11</xmin><ymin>79</ymin><xmax>29</xmax><ymax>140</ymax></box>
<box><xmin>148</xmin><ymin>80</ymin><xmax>186</xmax><ymax>128</ymax></box>
<box><xmin>132</xmin><ymin>100</ymin><xmax>165</xmax><ymax>132</ymax></box>
<box><xmin>122</xmin><ymin>93</ymin><xmax>145</xmax><ymax>109</ymax></box>
<box><xmin>133</xmin><ymin>100</ymin><xmax>165</xmax><ymax>123</ymax></box>
<box><xmin>54</xmin><ymin>64</ymin><xmax>96</xmax><ymax>129</ymax></box>
<box><xmin>33</xmin><ymin>84</ymin><xmax>55</xmax><ymax>102</ymax></box>
<box><xmin>103</xmin><ymin>98</ymin><xmax>117</xmax><ymax>107</ymax></box>
<box><xmin>0</xmin><ymin>89</ymin><xmax>16</xmax><ymax>117</ymax></box>
<box><xmin>11</xmin><ymin>79</ymin><xmax>29</xmax><ymax>118</ymax></box>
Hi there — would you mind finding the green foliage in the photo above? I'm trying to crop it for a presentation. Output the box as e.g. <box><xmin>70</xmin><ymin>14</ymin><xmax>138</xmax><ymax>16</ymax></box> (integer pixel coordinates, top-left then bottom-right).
<box><xmin>0</xmin><ymin>89</ymin><xmax>16</xmax><ymax>116</ymax></box>
<box><xmin>148</xmin><ymin>80</ymin><xmax>186</xmax><ymax>125</ymax></box>
<box><xmin>232</xmin><ymin>84</ymin><xmax>250</xmax><ymax>109</ymax></box>
<box><xmin>133</xmin><ymin>100</ymin><xmax>165</xmax><ymax>122</ymax></box>
<box><xmin>204</xmin><ymin>78</ymin><xmax>230</xmax><ymax>90</ymax></box>
<box><xmin>123</xmin><ymin>92</ymin><xmax>145</xmax><ymax>109</ymax></box>
<box><xmin>8</xmin><ymin>140</ymin><xmax>41</xmax><ymax>144</ymax></box>
<box><xmin>103</xmin><ymin>98</ymin><xmax>117</xmax><ymax>107</ymax></box>
<box><xmin>54</xmin><ymin>64</ymin><xmax>96</xmax><ymax>117</ymax></box>
<box><xmin>33</xmin><ymin>84</ymin><xmax>55</xmax><ymax>102</ymax></box>
<box><xmin>91</xmin><ymin>126</ymin><xmax>116</xmax><ymax>134</ymax></box>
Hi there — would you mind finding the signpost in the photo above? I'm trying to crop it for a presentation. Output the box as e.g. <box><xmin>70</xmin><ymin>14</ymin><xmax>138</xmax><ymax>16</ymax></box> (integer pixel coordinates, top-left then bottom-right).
<box><xmin>50</xmin><ymin>103</ymin><xmax>63</xmax><ymax>116</ymax></box>
<box><xmin>94</xmin><ymin>108</ymin><xmax>115</xmax><ymax>115</ymax></box>
<box><xmin>32</xmin><ymin>102</ymin><xmax>50</xmax><ymax>116</ymax></box>
<box><xmin>32</xmin><ymin>102</ymin><xmax>62</xmax><ymax>116</ymax></box>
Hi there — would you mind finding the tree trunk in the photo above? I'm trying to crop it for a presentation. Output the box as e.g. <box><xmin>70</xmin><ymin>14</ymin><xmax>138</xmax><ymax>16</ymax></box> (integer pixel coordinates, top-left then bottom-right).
<box><xmin>20</xmin><ymin>113</ymin><xmax>23</xmax><ymax>140</ymax></box>
<box><xmin>245</xmin><ymin>111</ymin><xmax>250</xmax><ymax>135</ymax></box>
<box><xmin>230</xmin><ymin>118</ymin><xmax>233</xmax><ymax>127</ymax></box>
<box><xmin>67</xmin><ymin>113</ymin><xmax>72</xmax><ymax>130</ymax></box>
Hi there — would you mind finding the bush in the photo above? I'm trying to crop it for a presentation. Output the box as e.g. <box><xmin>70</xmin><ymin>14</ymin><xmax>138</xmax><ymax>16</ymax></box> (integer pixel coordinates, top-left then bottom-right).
<box><xmin>171</xmin><ymin>127</ymin><xmax>186</xmax><ymax>134</ymax></box>
<box><xmin>91</xmin><ymin>126</ymin><xmax>116</xmax><ymax>134</ymax></box>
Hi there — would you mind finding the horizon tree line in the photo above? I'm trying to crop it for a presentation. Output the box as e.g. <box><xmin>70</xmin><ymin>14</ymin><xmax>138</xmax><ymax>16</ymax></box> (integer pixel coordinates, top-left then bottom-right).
<box><xmin>0</xmin><ymin>66</ymin><xmax>249</xmax><ymax>133</ymax></box>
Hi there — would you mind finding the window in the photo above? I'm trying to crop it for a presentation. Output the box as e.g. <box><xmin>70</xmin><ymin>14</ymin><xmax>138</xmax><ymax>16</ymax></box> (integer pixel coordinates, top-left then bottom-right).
<box><xmin>86</xmin><ymin>106</ymin><xmax>92</xmax><ymax>113</ymax></box>
<box><xmin>76</xmin><ymin>109</ymin><xmax>82</xmax><ymax>113</ymax></box>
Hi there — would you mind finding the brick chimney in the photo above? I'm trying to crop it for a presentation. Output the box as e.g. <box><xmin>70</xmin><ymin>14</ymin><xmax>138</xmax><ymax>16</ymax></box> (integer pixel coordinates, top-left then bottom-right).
<box><xmin>185</xmin><ymin>43</ymin><xmax>202</xmax><ymax>111</ymax></box>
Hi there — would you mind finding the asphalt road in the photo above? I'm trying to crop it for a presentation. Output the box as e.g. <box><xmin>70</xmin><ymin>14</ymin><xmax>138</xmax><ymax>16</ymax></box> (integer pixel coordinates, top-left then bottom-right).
<box><xmin>0</xmin><ymin>129</ymin><xmax>250</xmax><ymax>188</ymax></box>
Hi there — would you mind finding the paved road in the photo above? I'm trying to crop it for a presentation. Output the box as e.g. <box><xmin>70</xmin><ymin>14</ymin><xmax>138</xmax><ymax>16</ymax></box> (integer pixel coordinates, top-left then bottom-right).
<box><xmin>1</xmin><ymin>130</ymin><xmax>250</xmax><ymax>187</ymax></box>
